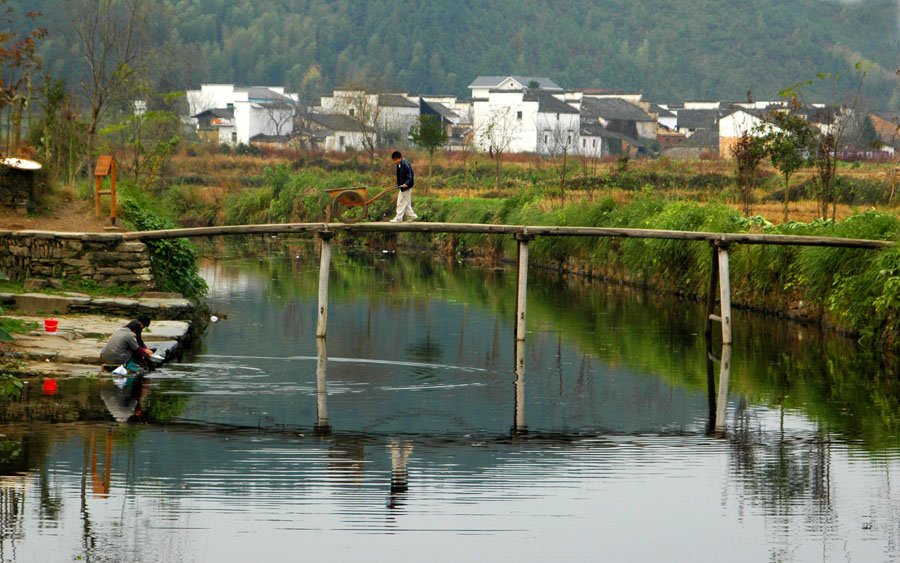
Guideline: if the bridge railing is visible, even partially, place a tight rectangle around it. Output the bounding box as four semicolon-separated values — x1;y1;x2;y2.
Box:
123;221;896;345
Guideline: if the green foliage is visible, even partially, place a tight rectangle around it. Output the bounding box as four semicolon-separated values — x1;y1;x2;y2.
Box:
410;115;448;154
99;90;183;187
0;316;39;337
120;199;209;300
0;322;13;343
10;0;900;105
224;164;352;224
0;374;24;398
731;134;768;215
411;191;900;346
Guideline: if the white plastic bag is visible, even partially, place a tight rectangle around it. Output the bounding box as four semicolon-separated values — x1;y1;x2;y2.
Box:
112;365;128;376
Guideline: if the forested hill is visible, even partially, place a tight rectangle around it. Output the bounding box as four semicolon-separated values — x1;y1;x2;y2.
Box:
20;0;900;106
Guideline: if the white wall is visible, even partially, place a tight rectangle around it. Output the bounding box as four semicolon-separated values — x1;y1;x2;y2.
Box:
658;114;677;130
473;91;539;153
188;84;298;145
324;130;366;152
718;110;770;138
379;106;419;141
536;111;580;155
186;84;238;115
578;135;603;157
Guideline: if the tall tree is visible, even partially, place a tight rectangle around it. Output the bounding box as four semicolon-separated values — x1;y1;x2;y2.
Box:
480;107;517;192
0;1;46;156
409;114;447;197
539;115;577;202
334;85;382;165
760;107;817;222
730;134;767;217
72;0;167;173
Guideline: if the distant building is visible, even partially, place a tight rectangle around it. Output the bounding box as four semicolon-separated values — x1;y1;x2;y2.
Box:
186;84;299;145
472;87;580;155
868;110;900;153
317;90;421;147
580;96;657;143
299;113;365;152
468;76;562;99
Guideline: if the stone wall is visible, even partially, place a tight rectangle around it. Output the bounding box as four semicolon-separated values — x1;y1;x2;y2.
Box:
0;231;154;290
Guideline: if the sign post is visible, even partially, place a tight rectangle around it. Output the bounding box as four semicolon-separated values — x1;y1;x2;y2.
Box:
94;155;117;224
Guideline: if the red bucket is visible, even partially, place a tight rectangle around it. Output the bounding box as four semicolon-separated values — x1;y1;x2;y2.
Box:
42;379;58;395
44;318;58;332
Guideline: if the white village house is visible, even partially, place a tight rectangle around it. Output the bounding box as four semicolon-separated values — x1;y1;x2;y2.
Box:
470;76;581;155
186;84;299;145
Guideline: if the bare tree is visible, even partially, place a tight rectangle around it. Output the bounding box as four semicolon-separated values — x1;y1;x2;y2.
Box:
539;114;577;201
479;107;516;191
334;86;382;163
72;0;168;172
263;101;296;137
458;129;477;200
778;66;868;220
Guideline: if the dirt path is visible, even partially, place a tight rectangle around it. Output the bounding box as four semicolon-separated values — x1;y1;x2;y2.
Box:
0;199;117;232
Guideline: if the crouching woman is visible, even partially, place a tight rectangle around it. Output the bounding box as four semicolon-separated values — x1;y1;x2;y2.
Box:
101;320;151;371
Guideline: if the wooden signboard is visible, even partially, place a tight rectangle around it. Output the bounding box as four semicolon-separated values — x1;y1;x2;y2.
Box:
94;155;117;224
94;155;114;176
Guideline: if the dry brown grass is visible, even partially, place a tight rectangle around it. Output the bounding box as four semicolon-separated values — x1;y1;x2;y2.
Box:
163;147;899;225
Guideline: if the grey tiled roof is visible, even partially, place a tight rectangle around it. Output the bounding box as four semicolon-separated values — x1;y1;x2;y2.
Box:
678;127;719;147
422;100;459;121
378;94;418;108
468;75;562;90
523;90;579;114
580;122;645;147
192;107;234;119
236;87;293;102
677;109;718;130
650;104;675;117
581;97;654;122
307;112;359;131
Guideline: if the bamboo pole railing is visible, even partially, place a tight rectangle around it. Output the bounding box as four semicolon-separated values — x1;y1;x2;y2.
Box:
120;221;896;344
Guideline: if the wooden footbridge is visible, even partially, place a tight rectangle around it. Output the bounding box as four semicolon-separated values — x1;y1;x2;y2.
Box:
123;221;895;346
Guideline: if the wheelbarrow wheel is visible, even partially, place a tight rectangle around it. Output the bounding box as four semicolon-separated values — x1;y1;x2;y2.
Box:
331;190;368;223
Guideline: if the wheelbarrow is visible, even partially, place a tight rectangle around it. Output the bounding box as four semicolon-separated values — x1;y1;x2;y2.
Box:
325;185;399;223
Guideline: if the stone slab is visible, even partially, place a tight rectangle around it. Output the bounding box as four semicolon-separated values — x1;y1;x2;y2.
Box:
14;293;71;314
0;312;191;376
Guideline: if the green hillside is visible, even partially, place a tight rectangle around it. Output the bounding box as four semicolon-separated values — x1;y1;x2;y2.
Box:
16;0;900;105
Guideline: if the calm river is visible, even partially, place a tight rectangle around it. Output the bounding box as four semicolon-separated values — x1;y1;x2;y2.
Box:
2;239;899;562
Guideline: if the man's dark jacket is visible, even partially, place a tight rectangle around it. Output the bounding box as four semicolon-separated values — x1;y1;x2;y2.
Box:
396;159;414;191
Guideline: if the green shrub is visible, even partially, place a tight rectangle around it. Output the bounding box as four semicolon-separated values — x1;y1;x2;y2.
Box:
120;199;209;300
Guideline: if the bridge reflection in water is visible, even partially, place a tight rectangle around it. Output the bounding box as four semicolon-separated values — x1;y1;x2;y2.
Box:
1;247;897;561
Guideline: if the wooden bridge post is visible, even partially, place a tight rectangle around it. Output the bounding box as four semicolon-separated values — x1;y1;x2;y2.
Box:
704;241;733;345
715;343;732;431
717;243;733;345
515;233;534;342
704;242;720;337
316;231;334;338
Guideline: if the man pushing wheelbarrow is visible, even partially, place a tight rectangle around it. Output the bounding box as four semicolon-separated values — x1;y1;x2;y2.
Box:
326;150;419;224
389;151;418;223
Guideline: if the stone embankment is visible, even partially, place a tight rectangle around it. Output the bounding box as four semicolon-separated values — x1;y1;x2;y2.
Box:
0;229;201;377
0;230;154;289
0;291;195;374
1;302;193;377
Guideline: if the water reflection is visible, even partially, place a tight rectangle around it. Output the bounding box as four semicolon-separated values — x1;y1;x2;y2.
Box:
100;375;147;423
513;339;526;435
315;338;330;434
704;338;732;433
0;244;899;561
388;439;413;510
